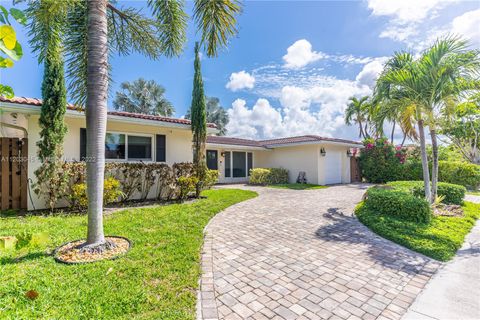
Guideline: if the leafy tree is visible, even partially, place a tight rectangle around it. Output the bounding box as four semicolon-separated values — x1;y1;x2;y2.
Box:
186;96;229;135
0;5;25;97
191;42;207;198
441;97;480;164
113;78;174;116
27;0;242;251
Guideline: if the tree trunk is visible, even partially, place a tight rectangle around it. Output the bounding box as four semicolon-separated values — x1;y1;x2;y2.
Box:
85;0;108;246
430;127;439;203
418;119;431;202
391;120;396;144
358;120;364;139
400;128;407;147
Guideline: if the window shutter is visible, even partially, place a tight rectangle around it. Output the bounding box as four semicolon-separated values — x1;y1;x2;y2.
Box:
156;134;166;162
80;128;87;161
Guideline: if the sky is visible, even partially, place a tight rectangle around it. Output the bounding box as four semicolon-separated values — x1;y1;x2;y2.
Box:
2;0;480;142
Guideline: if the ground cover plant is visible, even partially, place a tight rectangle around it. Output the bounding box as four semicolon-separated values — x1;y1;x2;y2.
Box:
356;200;480;261
0;189;256;319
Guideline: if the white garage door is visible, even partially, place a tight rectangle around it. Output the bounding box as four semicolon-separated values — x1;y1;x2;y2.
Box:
324;150;342;184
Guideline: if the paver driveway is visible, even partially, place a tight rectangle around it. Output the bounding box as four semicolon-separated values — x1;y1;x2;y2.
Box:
198;184;441;320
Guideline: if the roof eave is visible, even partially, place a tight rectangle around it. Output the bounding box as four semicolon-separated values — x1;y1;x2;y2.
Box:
265;140;363;148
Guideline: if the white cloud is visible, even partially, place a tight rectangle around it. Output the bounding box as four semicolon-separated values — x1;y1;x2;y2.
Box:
226;67;376;140
452;9;480;45
355;58;388;88
225;71;255;91
283;39;326;69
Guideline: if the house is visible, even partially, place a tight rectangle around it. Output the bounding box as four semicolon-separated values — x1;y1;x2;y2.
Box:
0;97;362;210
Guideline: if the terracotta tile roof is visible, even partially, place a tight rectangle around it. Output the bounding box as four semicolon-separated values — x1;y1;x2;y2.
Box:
0;96;216;128
206;136;262;147
260;135;362;147
207;135;362;148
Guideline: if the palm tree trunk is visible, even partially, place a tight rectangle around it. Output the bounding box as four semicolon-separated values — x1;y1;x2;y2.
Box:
85;0;108;246
400;128;407;147
430;127;439;203
358;120;364;139
391;120;396;144
418;119;431;202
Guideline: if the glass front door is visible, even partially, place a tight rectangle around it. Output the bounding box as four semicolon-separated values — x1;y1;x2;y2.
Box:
223;151;253;179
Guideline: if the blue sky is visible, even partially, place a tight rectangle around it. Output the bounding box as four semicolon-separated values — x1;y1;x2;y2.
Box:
3;0;479;141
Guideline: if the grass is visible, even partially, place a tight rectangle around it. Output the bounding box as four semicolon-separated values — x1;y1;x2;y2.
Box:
355;201;480;261
268;183;327;190
467;191;480;196
0;189;257;320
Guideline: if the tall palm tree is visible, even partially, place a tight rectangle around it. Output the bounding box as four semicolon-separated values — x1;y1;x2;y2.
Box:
113;78;174;116
28;0;242;250
345;96;370;139
375;52;432;201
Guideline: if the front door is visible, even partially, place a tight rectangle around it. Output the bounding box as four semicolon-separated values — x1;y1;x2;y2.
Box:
206;150;218;170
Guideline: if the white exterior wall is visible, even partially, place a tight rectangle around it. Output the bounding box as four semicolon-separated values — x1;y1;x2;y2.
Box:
26;115;194;210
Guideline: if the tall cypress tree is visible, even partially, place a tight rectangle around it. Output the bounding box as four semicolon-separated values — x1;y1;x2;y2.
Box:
190;42;207;197
37;44;67;162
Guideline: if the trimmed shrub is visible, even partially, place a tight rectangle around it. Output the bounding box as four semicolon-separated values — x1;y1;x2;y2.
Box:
388;181;466;205
249;168;289;185
69;177;123;210
359;138;406;183
177;176;198;201
365;187;432;223
203;169;219;190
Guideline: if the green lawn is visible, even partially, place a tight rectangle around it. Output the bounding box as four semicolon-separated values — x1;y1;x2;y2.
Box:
268;183;327;190
356;201;480;261
0;189;257;320
467;191;480;196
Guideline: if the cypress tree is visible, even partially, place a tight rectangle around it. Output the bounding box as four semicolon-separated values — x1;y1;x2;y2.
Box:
37;44;67;162
190;42;207;197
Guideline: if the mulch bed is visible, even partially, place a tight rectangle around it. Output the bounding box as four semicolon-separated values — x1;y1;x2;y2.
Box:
54;236;131;264
433;204;464;217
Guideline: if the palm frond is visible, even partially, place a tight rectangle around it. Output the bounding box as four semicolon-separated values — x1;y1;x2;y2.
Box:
193;0;242;57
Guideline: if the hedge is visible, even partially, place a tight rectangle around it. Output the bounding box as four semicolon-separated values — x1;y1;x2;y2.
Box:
365;187;432;223
249;168;289;185
387;181;466;205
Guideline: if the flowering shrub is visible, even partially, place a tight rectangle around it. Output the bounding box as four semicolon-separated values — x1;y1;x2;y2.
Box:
359;138;405;183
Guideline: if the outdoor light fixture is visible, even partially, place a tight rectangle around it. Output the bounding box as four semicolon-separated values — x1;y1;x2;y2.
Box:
347;149;353;157
320;147;326;157
220;152;226;157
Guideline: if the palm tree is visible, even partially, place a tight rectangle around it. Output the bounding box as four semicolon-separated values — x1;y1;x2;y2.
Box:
375;52;433;202
345;96;370;139
186;96;229;135
375;37;480;203
28;0;242;250
113;78;174;116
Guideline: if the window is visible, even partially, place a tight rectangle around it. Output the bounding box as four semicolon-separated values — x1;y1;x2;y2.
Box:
128;135;152;160
233;152;246;177
224;151;231;177
207;150;218;170
156;134;166;162
105;133;126;159
80;129;156;162
247;152;253;176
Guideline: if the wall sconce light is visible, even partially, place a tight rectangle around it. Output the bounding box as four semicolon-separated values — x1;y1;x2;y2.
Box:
320;147;326;157
220;152;226;157
346;149;353;157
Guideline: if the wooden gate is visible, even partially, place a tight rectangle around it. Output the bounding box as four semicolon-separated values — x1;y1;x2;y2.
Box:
0;138;28;210
350;157;361;183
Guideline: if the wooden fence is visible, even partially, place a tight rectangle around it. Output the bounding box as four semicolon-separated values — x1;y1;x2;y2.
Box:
0;138;28;210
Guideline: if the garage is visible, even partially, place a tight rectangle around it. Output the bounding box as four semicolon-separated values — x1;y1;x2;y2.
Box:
324;150;343;184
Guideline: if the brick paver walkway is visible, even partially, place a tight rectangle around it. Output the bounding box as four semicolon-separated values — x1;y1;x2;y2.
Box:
198;184;441;320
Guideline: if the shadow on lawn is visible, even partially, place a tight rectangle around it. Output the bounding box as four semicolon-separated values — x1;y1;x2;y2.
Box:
0;251;51;265
315;208;436;276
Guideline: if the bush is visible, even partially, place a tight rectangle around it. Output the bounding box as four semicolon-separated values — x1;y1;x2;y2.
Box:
203;169;219;190
249;168;289;185
365;187;432;223
177;176;198;201
359;138;406;183
388;181;466;205
69;177;123;210
438;161;480;190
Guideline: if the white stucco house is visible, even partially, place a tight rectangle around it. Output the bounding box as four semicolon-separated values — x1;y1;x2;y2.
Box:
0;96;362;210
